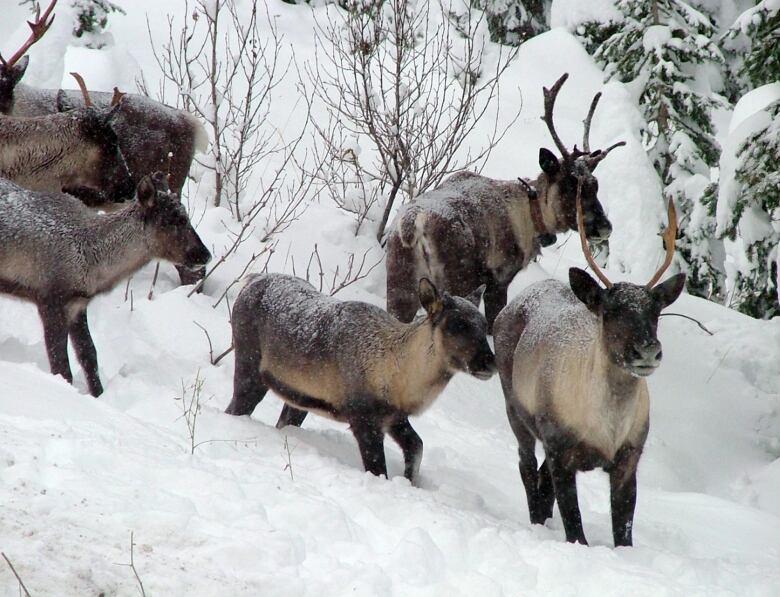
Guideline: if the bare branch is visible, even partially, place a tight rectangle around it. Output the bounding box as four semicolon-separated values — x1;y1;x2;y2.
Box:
305;0;518;240
2;552;32;597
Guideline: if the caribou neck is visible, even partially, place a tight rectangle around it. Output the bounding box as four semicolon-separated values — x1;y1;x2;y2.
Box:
81;204;152;296
534;175;567;235
0;115;82;179
594;324;644;401
388;317;451;409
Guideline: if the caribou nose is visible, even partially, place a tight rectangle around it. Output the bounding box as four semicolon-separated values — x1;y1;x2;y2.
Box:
470;347;497;380
584;218;612;241
187;244;212;268
632;340;662;364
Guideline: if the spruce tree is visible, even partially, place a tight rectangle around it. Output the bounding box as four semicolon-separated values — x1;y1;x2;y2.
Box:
71;0;125;48
720;100;780;318
473;0;549;46
724;0;780;91
578;0;726;298
715;1;780;318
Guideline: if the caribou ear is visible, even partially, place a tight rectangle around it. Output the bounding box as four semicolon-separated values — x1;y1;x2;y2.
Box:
419;278;443;320
464;284;486;308
105;101;122;120
136;175;156;208
539;148;560;176
651;273;686;309
11;55;29;83
569;267;604;313
150;171;170;191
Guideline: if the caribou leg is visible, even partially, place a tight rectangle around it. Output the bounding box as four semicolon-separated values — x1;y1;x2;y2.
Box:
68;307;103;396
38;300;73;385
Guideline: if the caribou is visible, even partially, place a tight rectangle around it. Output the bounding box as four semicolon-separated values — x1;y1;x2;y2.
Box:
0;0;209;283
493;188;685;546
0;172;211;396
0;73;134;206
225;274;496;484
386;73;625;331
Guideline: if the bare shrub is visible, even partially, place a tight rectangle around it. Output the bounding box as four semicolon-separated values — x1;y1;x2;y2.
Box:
176;370;212;455
306;0;518;240
144;0;288;217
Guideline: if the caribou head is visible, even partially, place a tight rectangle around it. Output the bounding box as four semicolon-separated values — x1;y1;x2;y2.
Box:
570;185;686;378
0;0;57;113
538;73;625;242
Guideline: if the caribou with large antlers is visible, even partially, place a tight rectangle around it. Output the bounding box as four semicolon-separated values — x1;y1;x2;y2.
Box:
493;188;685;546
386;73;625;331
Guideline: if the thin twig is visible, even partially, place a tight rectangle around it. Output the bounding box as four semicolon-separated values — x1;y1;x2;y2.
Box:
2;553;32;597
213;344;234;366
147;262;161;300
193;321;215;364
706;346;732;384
659;312;714;336
129;533;145;597
283;435;295;481
192;436;263;450
112;533;146;597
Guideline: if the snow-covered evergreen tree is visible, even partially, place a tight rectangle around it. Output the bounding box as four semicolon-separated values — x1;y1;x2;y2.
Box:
724;0;780;91
579;0;727;298
71;0;125;48
719;98;780;318
715;1;780;318
473;0;549;45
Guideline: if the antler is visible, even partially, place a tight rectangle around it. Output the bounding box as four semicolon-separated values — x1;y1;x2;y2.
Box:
0;0;58;68
541;73;572;162
583;140;627;170
69;72;92;107
110;86;125;107
645;199;678;288
581;92;601;154
577;92;627;166
576;179;612;288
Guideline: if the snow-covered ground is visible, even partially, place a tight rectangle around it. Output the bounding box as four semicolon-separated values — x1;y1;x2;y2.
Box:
1;1;779;595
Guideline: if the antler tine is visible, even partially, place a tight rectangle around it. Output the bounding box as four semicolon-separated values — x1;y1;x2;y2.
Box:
3;0;58;68
69;72;92;107
582;92;602;153
646;198;678;288
540;73;571;161
576;179;612;288
110;86;126;107
585;139;627;170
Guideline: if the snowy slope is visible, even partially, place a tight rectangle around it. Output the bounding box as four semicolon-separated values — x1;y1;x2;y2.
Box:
0;1;779;595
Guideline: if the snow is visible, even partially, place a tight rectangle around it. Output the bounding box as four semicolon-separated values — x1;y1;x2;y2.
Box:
716;83;780;237
0;1;778;595
643;25;673;55
728;82;780;136
549;0;622;30
732;0;780;34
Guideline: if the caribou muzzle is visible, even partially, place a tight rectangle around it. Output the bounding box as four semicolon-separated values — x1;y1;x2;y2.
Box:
626;339;662;377
583;213;612;242
185;243;212;270
468;343;497;380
